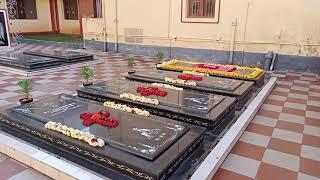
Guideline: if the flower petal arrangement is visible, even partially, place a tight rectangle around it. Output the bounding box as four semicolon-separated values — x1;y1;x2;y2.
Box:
164;77;197;86
120;93;159;105
45;121;105;147
137;86;168;97
103;101;150;117
178;74;203;81
151;83;183;91
182;71;209;77
80;111;119;128
158;59;264;79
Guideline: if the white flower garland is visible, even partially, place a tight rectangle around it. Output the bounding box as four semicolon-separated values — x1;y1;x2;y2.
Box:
103;101;150;117
182;71;209;76
151;83;183;91
164;77;197;86
120;93;160;105
45;121;105;147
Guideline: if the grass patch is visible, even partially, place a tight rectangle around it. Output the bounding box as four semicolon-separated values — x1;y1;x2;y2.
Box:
23;34;83;43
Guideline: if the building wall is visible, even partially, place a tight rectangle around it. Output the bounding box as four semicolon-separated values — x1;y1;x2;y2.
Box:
0;0;6;9
7;0;52;33
83;0;320;71
57;0;80;34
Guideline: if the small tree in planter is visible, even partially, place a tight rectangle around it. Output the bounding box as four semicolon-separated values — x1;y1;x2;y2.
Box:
156;51;165;63
80;66;94;87
17;79;33;105
127;56;136;74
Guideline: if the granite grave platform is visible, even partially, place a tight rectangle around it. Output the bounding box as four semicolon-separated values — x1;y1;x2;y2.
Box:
77;80;236;128
0;52;61;70
125;70;254;106
23;50;94;63
0;94;205;180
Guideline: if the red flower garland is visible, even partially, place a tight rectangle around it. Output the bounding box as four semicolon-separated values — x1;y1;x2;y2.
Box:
178;74;203;81
80;111;119;128
136;87;167;97
194;64;236;72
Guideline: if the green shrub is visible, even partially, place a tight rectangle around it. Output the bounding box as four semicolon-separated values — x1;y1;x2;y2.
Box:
80;66;94;82
128;56;136;67
17;79;32;98
156;51;165;62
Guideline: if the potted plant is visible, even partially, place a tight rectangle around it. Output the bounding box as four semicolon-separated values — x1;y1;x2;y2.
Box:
127;56;136;74
80;66;94;87
156;51;165;63
17;79;33;105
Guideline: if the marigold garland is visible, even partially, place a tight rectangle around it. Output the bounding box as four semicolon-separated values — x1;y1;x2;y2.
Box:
45;121;105;147
103;101;150;117
159;59;264;79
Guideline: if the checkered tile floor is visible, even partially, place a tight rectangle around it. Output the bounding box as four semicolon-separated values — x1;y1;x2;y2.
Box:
214;72;320;180
0;43;319;180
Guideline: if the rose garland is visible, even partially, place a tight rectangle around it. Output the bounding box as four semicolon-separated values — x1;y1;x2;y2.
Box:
178;74;203;81
151;83;183;91
182;71;209;76
45;121;105;147
164;77;197;86
137;87;168;97
80;111;119;128
120;93;159;105
103;101;150;117
158;59;264;79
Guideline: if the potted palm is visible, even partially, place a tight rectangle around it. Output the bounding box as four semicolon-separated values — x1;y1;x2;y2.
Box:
17;79;33;105
127;56;136;75
80;66;94;87
156;51;165;63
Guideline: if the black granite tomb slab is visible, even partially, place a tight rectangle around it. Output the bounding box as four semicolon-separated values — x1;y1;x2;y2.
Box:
0;52;61;70
157;66;265;88
77;80;237;128
23;50;94;63
0;94;205;180
125;70;254;106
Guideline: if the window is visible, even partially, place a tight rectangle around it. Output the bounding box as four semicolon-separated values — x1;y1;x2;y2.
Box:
94;0;103;18
181;0;220;23
7;0;37;19
188;0;215;18
63;0;78;20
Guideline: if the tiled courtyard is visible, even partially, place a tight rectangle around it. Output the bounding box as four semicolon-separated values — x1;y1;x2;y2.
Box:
0;43;319;180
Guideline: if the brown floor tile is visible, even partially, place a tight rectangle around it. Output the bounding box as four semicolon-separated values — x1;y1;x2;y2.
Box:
275;84;290;89
213;168;253;180
276;120;304;133
271;91;289;97
306;105;320;112
256;162;298;180
268;138;301;156
309;96;320;101
305;117;320;127
290;89;309;95
0;159;28;179
257;109;280;119
286;97;307;104
309;88;320;93
285;76;300;81
293;83;309;88
246;123;274;136
302;134;320;148
299;157;320;177
281;107;306;117
265;99;285;106
231;141;265;161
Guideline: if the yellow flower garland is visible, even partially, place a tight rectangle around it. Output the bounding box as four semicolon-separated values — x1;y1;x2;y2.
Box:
159;59;264;80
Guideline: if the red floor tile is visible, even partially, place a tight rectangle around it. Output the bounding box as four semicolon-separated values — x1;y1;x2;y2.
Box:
286;97;307;104
290;89;308;95
276;120;304;133
275;84;290;89
305;117;320;127
292;83;309;88
271;91;289;97
299;157;320;177
306;105;320;112
231;141;265;161
0;159;28;179
256;163;298;180
213;168;253;180
268;138;301;156
282;107;305;117
309;96;320;101
302;134;320;148
309;88;320;93
246;123;274;136
265;99;285;106
257;109;280;119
